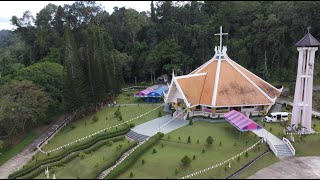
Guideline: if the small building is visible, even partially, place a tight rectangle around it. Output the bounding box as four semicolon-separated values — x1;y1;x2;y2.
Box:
164;27;282;120
135;84;168;103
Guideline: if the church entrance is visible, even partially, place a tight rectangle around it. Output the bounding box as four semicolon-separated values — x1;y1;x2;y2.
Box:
230;107;241;112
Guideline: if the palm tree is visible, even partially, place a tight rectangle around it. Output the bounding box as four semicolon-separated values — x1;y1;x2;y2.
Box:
296;123;307;141
280;120;290;135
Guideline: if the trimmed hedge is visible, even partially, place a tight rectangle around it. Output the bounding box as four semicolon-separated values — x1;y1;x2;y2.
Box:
9;126;130;179
94;141;138;178
20;136;134;179
105;132;163;179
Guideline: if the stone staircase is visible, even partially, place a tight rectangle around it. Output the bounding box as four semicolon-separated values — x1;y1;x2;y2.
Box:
126;130;149;142
274;144;294;157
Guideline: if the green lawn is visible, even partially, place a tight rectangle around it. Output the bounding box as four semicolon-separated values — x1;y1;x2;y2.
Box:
34;140;134;179
0;132;38;166
234;152;279;179
116;121;269;179
256;116;320;156
34;106;162;160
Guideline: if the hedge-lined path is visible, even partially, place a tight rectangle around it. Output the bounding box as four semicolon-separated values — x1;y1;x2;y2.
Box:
97;141;143;179
0;114;68;179
0;103;162;179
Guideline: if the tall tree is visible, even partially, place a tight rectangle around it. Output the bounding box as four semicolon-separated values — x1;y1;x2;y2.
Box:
0;80;51;136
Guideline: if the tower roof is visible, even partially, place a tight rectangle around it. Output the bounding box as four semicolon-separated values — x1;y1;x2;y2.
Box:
172;55;282;107
295;33;320;47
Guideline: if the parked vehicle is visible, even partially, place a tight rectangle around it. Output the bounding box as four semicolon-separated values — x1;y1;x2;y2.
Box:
263;112;289;123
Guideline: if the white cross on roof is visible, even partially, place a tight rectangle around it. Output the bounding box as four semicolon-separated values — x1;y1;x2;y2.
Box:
214;26;228;53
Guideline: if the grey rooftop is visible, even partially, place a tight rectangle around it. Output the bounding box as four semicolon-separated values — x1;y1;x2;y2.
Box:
295;33;320;47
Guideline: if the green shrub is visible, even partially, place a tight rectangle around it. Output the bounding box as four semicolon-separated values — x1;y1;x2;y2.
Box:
219;141;222;146
158;111;162;117
197;139;200;144
233;142;237;146
51;166;58;174
269;127;273;132
71;124;76;129
92;116;99;122
202;149;206;153
130;172;134;178
152;148;157;154
167;135;171;139
181;155;191;166
118;115;123;121
193;155;196;160
142;159;145;165
158;132;164;138
95;163;99;167
178;137;181;141
105;116;108;120
175;167;179;175
206;136;214;145
79;152;86;159
245;152;249;158
237;156;240;162
188;136;191;143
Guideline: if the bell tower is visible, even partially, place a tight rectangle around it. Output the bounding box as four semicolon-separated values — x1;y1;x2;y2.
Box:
291;27;320;133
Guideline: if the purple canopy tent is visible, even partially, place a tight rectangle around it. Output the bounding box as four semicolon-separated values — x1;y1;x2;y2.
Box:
224;110;262;131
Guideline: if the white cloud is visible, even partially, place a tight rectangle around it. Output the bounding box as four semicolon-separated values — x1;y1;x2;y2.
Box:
0;1;151;30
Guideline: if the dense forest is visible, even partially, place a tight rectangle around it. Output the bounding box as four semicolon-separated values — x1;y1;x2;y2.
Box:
1;1;320;138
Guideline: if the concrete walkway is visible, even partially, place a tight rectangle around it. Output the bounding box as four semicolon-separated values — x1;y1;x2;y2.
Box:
248;156;320;179
0;114;68;179
251;128;284;145
131;115;189;137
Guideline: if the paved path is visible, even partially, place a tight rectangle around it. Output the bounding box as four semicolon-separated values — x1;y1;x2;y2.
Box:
248;156;320;179
131;115;189;136
0;114;68;179
251;128;283;145
277;97;320;117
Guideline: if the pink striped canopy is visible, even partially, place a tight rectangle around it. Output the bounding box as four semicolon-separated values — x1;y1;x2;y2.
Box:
138;87;154;96
224;110;262;131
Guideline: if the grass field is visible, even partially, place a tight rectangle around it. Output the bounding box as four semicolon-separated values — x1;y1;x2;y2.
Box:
32;105;162;160
34;140;134;179
116;121;269;179
234;152;279;179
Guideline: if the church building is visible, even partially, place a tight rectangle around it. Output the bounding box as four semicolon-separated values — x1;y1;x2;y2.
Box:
164;26;283;120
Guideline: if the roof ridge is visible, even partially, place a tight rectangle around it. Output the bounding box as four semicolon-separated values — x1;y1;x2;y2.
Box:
228;59;281;94
198;72;209;105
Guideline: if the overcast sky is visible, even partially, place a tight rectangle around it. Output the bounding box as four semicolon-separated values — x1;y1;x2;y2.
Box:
0;1;151;30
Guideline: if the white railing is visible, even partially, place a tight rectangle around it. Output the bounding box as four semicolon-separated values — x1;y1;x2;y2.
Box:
266;138;278;157
283;137;295;155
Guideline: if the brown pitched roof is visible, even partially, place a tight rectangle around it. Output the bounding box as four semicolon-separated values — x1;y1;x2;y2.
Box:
174;57;281;107
176;74;206;106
